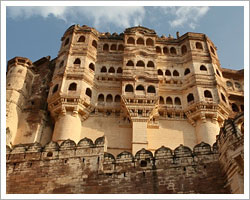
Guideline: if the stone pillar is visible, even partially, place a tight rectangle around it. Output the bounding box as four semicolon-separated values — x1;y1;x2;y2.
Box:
132;121;148;155
195;119;220;145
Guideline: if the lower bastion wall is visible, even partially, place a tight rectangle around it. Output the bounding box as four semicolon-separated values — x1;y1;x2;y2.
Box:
6;137;229;194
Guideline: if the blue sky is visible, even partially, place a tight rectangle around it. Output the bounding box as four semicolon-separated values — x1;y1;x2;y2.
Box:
6;6;244;70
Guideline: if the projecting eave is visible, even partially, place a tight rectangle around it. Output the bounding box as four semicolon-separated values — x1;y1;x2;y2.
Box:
221;68;244;79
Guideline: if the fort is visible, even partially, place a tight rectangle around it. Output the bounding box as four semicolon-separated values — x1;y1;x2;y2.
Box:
6;25;244;194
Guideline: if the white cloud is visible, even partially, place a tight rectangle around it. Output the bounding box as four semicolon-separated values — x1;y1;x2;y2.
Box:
7;6;145;29
161;6;210;29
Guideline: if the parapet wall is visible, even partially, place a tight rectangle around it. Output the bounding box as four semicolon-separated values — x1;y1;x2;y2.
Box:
6;136;229;194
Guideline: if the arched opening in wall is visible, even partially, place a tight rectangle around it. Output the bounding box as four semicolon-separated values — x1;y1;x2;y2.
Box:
137;38;144;45
147;61;154;68
108;67;115;73
232;103;239;112
170;47;177;55
156;46;162;54
98;94;104;102
221;93;227;103
140;160;147;167
125;84;133;92
136;85;145;91
216;69;221;77
103;44;109;51
136;60;145;67
92;40;97;49
111;44;117;51
200;65;207;71
106;94;113;103
117;67;123;73
175;97;181;105
127;37;135;44
159;96;164;104
147;85;156;93
240;105;244;111
59;60;64;68
181;45;187;55
210;46;215;55
226;81;233;88
184;68;190;76
204;90;213;98
196;42;203;50
163;47;168;54
158;69;163;76
166;97;173;105
64;38;69;46
100;66;107;73
235;82;241;89
85;88;92;98
78;36;85;42
74;58;81;65
89;63;95;71
165;70;171;76
146;38;154;46
187;93;194;103
173;70;179;76
52;84;59;94
118;44;124;51
68;83;77;91
126;60;134;66
114;95;121;103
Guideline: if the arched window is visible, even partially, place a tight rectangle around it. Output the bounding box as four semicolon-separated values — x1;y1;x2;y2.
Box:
173;70;179;76
136;85;145;91
136;60;145;67
175;97;181;105
181;45;187;55
74;58;81;65
200;65;207;71
166;97;173;104
68;83;77;91
159;96;164;104
204;90;212;98
125;84;133;92
226;81;233;87
137;38;144;45
117;67;122;73
59;61;64;68
52;84;59;94
89;63;95;71
118;44;124;51
156;46;162;54
187;93;194;103
210;46;215;55
92;40;97;48
127;37;135;44
165;70;171;76
147;61;154;68
114;95;121;102
184;68;190;76
100;66;107;73
85;88;92;98
103;44;109;51
108;67;115;73
216;69;221;77
163;47;168;54
232;103;239;112
158;69;163;76
106;94;113;103
98;94;104;102
235;82;241;89
221;93;227;103
146;38;154;46
196;42;203;50
170;47;177;55
111;44;117;50
64;38;69;46
126;60;134;66
147;85;156;93
78;36;85;42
